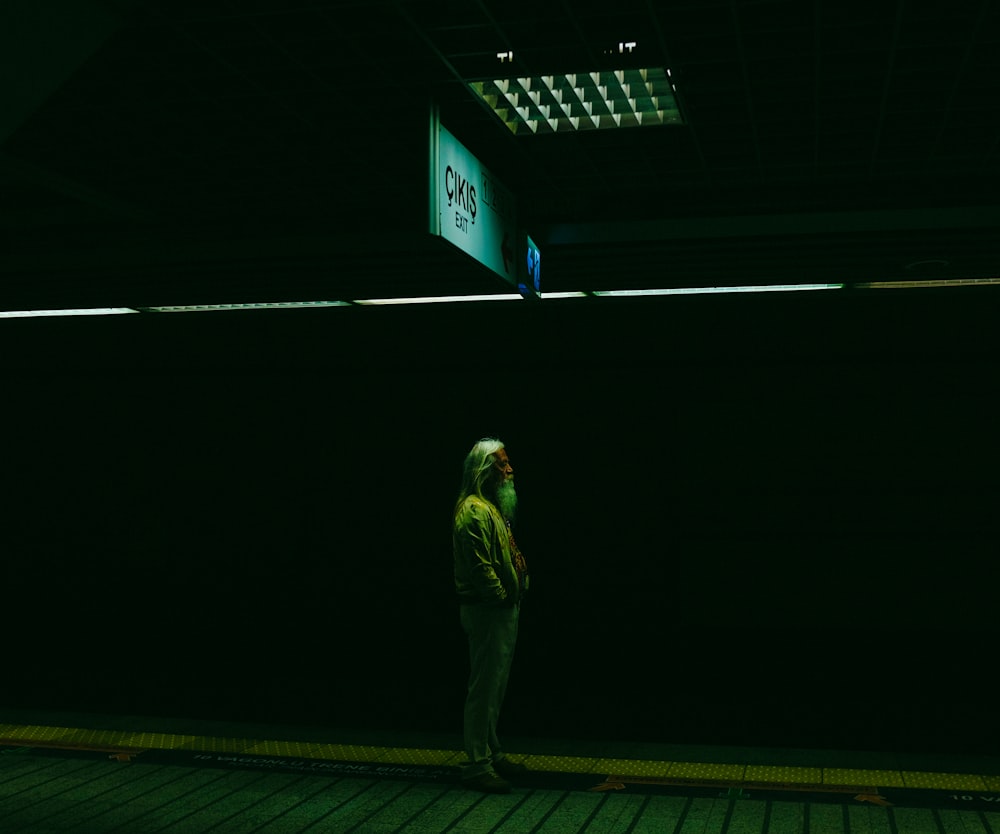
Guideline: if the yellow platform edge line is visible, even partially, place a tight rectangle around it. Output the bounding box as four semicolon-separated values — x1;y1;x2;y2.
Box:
1;723;995;791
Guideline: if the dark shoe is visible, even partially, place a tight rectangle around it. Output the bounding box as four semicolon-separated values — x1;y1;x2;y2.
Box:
493;758;529;781
462;771;512;794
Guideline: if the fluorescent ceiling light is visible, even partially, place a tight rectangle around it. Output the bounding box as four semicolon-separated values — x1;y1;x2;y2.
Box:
353;294;523;305
592;284;844;297
469;67;682;134
855;278;1000;289
0;307;139;318
23;280;1000;320
143;301;351;312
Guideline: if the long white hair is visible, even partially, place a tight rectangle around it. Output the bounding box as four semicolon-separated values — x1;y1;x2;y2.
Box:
453;437;505;516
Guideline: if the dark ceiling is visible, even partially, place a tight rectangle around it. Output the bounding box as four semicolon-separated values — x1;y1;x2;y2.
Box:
2;0;999;310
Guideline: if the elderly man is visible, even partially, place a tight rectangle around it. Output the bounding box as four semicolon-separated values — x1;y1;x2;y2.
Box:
453;437;530;793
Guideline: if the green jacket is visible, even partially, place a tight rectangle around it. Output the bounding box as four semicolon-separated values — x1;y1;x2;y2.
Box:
453;495;521;605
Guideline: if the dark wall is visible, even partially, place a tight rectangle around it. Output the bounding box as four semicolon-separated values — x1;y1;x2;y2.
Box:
2;287;998;756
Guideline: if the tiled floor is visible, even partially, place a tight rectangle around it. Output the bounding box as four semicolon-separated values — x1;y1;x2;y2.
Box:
1;709;998;833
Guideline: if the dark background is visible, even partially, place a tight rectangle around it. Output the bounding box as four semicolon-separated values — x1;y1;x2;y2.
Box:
2;285;997;757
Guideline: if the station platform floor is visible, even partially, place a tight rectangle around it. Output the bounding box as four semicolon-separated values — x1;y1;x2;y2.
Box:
1;707;998;833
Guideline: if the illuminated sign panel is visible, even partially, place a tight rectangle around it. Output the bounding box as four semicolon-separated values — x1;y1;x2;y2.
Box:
430;117;518;287
520;233;540;298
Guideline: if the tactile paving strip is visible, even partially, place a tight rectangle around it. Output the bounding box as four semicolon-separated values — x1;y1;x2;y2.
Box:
1;724;77;743
522;754;600;774
902;771;988;791
245;740;343;758
374;747;463;766
0;724;171;750
668;761;746;782
745;765;823;784
2;721;998;799
314;743;383;762
175;736;256;753
595;758;673;777
825;768;905;788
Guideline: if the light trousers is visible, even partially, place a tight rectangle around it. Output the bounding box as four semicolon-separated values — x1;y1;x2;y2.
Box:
459;601;520;778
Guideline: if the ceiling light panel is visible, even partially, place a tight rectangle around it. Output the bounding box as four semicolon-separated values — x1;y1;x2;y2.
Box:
470;67;682;134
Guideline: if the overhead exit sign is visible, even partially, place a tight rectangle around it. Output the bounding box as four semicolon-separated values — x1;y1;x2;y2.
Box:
429;113;518;287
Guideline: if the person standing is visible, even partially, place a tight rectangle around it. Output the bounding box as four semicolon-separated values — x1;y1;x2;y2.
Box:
453;437;530;793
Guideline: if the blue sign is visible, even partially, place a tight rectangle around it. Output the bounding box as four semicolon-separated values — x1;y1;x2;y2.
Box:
520;234;541;298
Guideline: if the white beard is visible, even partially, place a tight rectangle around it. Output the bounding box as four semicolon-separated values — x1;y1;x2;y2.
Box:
495;479;518;522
